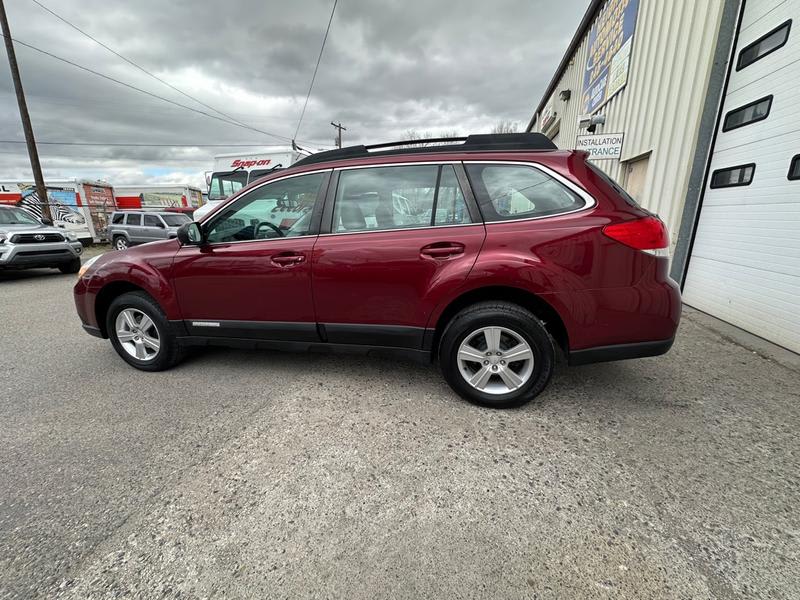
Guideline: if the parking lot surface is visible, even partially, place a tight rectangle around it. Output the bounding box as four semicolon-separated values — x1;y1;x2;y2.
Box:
1;267;799;599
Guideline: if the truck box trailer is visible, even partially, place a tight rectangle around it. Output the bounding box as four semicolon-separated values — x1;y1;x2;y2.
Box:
0;179;115;243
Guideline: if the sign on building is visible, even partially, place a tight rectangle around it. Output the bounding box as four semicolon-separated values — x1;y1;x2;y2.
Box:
575;132;625;160
582;0;640;114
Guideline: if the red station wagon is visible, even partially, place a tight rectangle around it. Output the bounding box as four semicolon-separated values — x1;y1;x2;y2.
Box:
74;134;681;408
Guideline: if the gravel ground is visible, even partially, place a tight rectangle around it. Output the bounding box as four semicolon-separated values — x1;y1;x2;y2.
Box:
1;268;799;599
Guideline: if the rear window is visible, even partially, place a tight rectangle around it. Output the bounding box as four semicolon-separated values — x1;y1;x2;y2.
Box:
465;163;585;221
585;162;640;207
111;213;124;224
162;214;191;227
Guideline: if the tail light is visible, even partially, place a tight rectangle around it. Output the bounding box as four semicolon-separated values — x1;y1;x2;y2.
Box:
602;216;670;257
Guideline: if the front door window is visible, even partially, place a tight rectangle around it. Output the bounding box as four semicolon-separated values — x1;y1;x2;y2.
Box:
206;173;326;243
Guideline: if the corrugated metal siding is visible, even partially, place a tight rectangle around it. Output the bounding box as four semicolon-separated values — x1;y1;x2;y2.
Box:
531;0;727;244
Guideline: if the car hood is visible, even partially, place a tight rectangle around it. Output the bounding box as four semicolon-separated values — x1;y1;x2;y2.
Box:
0;223;64;234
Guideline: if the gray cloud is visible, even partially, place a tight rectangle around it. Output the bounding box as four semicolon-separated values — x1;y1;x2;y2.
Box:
0;0;585;187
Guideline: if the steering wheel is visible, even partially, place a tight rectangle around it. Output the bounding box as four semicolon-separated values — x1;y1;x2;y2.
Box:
255;221;284;238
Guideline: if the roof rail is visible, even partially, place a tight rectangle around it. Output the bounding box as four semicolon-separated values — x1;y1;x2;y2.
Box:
292;133;557;167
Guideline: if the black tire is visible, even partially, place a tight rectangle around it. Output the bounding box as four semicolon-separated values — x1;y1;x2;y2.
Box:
439;301;555;409
106;291;183;371
58;258;81;274
113;236;129;251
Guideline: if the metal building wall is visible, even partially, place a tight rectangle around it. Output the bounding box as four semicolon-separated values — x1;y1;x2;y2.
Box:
531;0;728;243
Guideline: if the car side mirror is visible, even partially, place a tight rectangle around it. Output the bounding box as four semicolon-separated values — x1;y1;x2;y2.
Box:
41;218;53;226
176;222;203;246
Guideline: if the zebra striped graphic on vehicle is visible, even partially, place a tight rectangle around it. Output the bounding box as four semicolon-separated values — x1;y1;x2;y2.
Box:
16;190;86;224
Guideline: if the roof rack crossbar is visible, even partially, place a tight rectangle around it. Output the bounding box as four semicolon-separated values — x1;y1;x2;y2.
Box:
291;133;558;168
365;137;468;151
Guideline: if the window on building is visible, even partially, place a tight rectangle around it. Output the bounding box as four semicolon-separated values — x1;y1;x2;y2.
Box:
125;213;142;226
465;163;585;221
722;95;773;131
737;20;791;70
789;155;800;181
710;164;755;188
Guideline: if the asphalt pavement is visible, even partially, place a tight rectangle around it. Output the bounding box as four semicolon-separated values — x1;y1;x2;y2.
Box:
1;267;799;599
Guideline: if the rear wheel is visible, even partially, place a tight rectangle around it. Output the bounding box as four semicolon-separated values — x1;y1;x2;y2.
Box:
439;301;555;408
106;291;183;371
58;258;81;274
113;236;129;251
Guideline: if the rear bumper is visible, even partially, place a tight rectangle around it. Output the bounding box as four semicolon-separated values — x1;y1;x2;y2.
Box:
568;336;675;366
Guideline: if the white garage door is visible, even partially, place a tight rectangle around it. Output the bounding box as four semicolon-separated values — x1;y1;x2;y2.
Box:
683;0;800;353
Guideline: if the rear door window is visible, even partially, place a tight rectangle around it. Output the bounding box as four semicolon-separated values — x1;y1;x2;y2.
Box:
465;163;585;221
332;164;470;233
126;213;142;226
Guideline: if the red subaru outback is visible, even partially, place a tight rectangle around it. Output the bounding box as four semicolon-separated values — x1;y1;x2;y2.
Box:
74;134;680;408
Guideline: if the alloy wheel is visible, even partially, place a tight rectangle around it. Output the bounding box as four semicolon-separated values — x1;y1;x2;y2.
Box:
115;308;160;361
456;326;534;395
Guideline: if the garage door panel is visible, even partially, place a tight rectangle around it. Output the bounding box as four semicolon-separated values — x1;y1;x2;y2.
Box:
683;258;800;353
684;0;800;354
728;0;799;94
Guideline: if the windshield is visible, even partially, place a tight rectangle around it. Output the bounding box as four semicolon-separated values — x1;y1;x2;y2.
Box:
161;214;191;227
0;206;40;225
209;170;248;201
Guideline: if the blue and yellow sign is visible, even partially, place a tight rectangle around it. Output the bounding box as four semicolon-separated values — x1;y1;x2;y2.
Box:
582;0;640;114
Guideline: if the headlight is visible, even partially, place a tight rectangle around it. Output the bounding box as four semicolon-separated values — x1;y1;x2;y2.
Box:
78;254;102;279
65;231;78;241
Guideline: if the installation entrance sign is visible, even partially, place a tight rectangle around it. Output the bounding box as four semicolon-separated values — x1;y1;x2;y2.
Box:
576;133;625;160
582;0;640;114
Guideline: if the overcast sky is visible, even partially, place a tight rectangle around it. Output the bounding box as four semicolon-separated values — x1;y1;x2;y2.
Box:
0;0;587;188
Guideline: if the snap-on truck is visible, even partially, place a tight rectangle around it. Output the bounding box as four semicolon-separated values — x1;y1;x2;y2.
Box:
0;179;115;244
195;148;308;220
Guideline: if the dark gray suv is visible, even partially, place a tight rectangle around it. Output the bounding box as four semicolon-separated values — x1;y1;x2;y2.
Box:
108;211;192;250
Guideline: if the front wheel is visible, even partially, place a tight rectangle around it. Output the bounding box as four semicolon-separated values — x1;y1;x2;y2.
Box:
106;291;183;371
58;258;81;274
439;302;555;408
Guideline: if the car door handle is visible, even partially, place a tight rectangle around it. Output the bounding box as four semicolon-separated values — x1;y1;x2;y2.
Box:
420;242;466;259
271;253;306;266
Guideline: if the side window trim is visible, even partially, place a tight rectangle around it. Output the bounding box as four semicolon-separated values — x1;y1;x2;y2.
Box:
321;162;477;236
736;19;792;71
463;160;596;224
202;169;331;244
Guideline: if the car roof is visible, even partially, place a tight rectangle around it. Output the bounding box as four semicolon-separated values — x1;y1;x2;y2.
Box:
292;133;557;169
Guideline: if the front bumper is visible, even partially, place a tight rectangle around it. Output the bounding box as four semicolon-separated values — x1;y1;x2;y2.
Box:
0;240;82;268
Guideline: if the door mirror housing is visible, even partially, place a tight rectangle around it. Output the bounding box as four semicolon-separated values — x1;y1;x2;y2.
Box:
177;222;203;246
41;218;53;226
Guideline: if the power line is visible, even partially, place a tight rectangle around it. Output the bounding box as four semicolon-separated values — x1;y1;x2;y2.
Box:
0;32;295;143
293;0;337;141
0;140;292;147
27;0;263;134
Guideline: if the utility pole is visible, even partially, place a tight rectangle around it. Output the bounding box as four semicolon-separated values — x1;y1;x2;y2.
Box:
0;0;50;221
331;121;346;148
